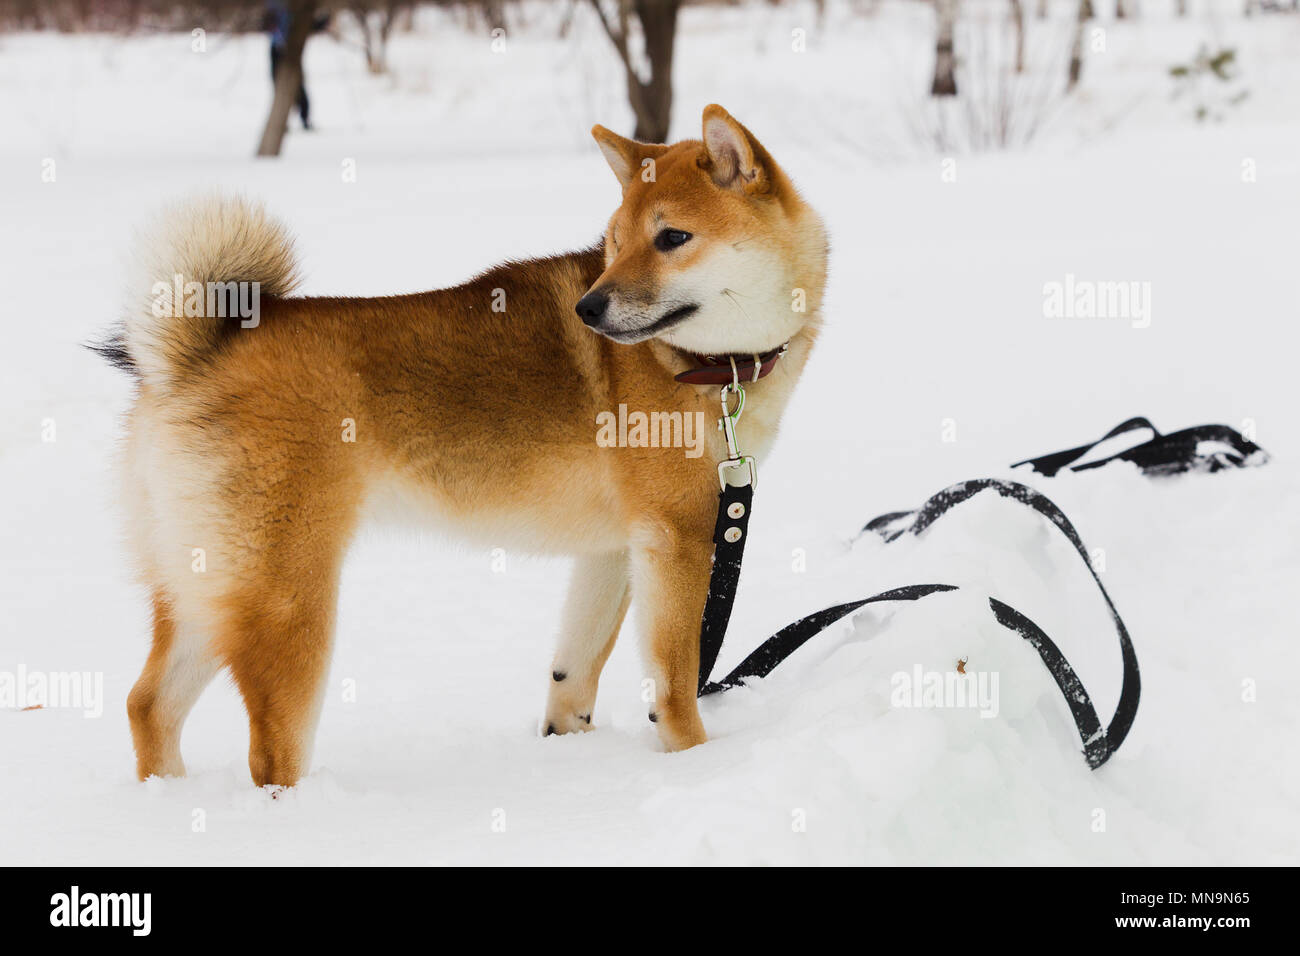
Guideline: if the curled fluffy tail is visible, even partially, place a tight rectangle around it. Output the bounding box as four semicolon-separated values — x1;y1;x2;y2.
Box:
111;195;301;387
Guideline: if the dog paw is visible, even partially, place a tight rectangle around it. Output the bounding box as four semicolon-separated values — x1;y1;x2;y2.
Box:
649;701;708;752
541;709;594;737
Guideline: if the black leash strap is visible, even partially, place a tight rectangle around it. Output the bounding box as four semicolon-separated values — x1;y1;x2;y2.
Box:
694;417;1266;768
696;481;754;691
1011;416;1267;478
699;584;958;696
696;477;1141;770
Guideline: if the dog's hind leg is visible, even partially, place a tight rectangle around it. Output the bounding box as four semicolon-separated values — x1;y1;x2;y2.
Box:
543;550;631;736
220;569;341;789
127;590;221;780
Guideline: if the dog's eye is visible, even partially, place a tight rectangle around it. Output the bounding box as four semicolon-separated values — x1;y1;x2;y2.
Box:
655;229;692;251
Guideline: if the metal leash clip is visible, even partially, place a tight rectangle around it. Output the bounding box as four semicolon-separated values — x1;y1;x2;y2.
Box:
718;357;758;489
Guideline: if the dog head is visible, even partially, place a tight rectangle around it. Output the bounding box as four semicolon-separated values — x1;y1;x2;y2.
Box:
577;105;827;356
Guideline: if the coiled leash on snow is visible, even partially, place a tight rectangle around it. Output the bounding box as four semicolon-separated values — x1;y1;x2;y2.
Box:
1010;415;1267;478
691;367;1267;770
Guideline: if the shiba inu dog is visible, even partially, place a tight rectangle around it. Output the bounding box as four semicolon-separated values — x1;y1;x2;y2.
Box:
100;105;827;787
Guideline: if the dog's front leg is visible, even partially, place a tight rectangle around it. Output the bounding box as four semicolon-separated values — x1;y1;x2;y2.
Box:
544;551;631;736
632;530;713;751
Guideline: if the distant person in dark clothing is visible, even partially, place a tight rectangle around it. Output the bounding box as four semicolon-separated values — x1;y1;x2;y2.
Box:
265;2;330;131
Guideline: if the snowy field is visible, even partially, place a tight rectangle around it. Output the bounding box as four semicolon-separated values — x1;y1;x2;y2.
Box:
1;0;1298;865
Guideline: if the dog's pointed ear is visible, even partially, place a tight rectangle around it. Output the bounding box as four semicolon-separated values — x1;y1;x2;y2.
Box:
591;125;665;190
701;104;769;193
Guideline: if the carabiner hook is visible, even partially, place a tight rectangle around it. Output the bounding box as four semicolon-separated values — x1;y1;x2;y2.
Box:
720;381;745;460
716;357;757;489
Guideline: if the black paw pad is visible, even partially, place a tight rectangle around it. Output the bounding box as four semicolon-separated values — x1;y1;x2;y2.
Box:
552;671;566;682
648;712;658;723
545;723;556;736
581;713;591;724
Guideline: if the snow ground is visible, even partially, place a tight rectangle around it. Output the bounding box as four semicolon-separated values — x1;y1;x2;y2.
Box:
1;1;1298;865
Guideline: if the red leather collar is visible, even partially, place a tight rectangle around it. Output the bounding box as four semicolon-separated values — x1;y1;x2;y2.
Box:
674;344;787;385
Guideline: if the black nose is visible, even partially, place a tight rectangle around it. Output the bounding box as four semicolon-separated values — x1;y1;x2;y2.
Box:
575;291;610;327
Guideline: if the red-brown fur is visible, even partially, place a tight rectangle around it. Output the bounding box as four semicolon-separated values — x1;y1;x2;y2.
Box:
115;105;827;786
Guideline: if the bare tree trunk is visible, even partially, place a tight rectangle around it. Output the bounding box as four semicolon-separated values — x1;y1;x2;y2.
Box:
1176;0;1188;15
1067;0;1091;92
559;0;577;37
1036;0;1049;18
378;4;400;63
931;0;958;96
257;1;315;157
353;7;380;73
352;2;403;74
482;0;507;31
1009;0;1025;73
633;0;678;141
589;0;681;143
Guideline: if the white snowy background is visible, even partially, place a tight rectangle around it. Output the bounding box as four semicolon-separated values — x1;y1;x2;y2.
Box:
1;0;1297;865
